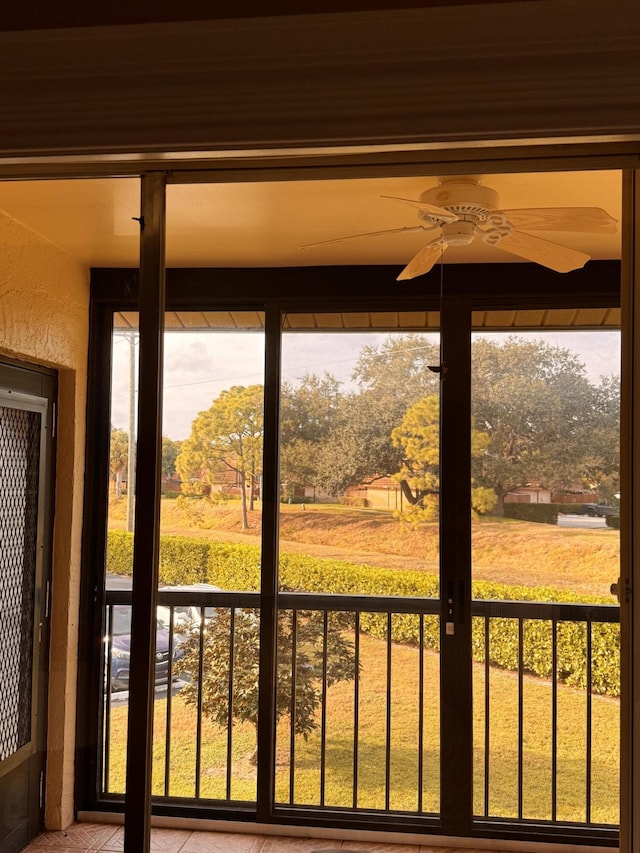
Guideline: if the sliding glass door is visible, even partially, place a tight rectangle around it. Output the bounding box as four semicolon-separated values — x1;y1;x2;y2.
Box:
82;166;622;846
275;313;441;817
470;320;621;832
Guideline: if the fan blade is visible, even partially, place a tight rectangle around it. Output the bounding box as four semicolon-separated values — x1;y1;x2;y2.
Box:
497;230;590;272
300;224;433;250
397;241;445;281
381;195;459;223
497;206;617;234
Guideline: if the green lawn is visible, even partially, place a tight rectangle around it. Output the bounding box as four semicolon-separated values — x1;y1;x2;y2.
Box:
104;635;618;825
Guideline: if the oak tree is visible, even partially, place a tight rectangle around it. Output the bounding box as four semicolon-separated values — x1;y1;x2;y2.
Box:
176;384;264;529
391;394;495;523
109;428;129;499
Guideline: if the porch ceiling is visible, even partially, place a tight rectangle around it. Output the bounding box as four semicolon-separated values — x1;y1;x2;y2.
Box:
0;170;621;272
114;306;621;331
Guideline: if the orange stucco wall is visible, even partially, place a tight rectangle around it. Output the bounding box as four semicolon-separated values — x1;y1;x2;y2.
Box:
0;209;89;829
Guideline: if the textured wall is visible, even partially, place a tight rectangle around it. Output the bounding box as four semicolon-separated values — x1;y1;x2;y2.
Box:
0;209;89;828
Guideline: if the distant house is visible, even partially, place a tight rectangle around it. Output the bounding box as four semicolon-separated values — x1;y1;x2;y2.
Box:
504;484;551;504
161;472;182;494
344;477;403;510
551;489;600;506
505;485;600;505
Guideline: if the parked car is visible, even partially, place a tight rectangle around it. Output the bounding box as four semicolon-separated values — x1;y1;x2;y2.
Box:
582;503;619;517
157;583;223;632
106;604;177;692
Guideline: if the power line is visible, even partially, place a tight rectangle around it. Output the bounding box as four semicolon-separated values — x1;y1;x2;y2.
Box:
112;338;440;396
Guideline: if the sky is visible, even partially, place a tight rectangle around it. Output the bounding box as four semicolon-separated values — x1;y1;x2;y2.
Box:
110;328;621;441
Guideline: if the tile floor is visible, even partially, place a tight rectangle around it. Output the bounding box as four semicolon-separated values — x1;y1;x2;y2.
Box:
20;822;468;853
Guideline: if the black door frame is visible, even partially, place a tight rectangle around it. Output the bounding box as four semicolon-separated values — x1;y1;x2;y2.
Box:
0;357;57;853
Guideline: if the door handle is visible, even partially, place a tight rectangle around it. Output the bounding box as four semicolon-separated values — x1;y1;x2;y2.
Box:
445;580;465;635
611;576;631;604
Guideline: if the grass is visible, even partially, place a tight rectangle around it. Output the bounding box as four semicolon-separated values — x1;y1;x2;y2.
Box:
104;634;619;824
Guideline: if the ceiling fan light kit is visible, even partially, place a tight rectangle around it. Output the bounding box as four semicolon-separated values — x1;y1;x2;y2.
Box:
440;219;477;247
301;174;617;281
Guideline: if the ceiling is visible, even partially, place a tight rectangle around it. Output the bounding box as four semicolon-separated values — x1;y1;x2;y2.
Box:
0;170;622;272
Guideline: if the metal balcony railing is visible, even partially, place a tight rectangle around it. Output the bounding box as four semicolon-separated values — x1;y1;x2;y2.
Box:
99;590;619;836
470;600;619;828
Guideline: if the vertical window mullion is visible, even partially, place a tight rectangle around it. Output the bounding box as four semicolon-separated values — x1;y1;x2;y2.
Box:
256;304;282;822
439;296;473;835
124;172;166;853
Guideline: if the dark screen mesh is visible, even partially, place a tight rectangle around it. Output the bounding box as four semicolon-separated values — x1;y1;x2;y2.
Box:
0;405;41;762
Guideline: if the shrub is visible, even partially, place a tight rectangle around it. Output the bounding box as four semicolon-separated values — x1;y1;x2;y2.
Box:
606;514;621;529
106;530;134;576
557;503;586;514
340;496;368;508
206;541;261;590
105;530;620;696
159;536;211;585
207;490;237;504
503;503;558;524
175;606;357;758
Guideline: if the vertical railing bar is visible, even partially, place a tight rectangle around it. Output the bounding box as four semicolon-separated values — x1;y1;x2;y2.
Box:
320;610;328;808
552;617;558;823
226;607;236;802
289;610;297;806
418;614;424;813
484;614;490;818
385;612;392;812
164;606;175;798
195;605;205;800
353;612;360;809
103;604;114;794
518;617;524;820
586;617;593;825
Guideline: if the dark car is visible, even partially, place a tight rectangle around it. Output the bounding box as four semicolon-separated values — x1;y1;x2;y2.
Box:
583;503;619;517
107;605;176;692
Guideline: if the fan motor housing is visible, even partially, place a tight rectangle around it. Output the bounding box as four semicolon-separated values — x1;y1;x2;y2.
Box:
419;179;499;221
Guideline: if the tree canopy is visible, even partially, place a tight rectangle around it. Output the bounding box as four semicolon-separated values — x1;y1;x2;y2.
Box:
109;427;129;499
174;333;619;520
280;333;619;515
175;607;357;763
391;394;496;523
176;384;264;528
471;337;610;512
162;436;181;478
279;373;341;497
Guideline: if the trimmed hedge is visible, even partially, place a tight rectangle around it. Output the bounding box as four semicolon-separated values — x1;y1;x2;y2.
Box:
106;530;134;576
556;503;587;515
106;530;619;697
340;497;368;508
503;503;559;524
107;530;211;585
606;514;621;530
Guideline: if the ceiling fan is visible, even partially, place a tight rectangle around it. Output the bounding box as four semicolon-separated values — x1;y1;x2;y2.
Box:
301;175;617;280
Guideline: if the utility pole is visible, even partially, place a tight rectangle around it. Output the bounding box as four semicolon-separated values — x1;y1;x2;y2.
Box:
127;331;138;532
